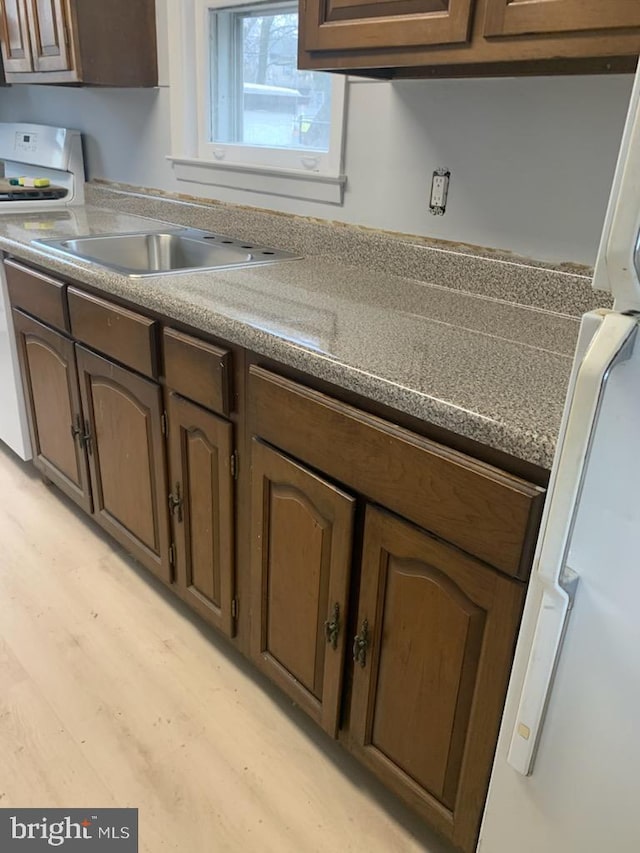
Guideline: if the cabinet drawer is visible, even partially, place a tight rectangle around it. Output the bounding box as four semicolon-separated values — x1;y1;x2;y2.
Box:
5;259;68;332
248;366;545;578
68;288;158;379
163;328;232;416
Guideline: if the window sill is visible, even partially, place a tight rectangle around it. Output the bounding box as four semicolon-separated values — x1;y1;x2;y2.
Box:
167;156;346;205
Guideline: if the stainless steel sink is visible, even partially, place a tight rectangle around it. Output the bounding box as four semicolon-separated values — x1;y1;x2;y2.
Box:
33;228;300;277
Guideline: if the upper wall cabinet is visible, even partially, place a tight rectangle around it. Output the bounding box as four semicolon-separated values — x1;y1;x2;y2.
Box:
0;0;157;85
484;0;640;38
1;0;31;73
301;0;475;53
298;0;640;77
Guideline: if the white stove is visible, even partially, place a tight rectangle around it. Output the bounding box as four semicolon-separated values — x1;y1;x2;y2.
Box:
0;123;85;461
0;123;84;210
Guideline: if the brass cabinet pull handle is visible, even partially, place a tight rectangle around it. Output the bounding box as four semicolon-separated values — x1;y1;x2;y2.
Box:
353;619;369;668
81;419;92;455
70;415;91;454
168;482;183;522
324;602;340;649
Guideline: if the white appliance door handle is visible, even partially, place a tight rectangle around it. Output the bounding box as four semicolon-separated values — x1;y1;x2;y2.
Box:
507;312;638;776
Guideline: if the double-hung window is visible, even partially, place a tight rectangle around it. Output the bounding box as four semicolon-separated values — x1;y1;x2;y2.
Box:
168;0;347;203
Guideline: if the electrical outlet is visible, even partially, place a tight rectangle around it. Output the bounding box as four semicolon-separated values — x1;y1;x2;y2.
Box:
429;169;450;215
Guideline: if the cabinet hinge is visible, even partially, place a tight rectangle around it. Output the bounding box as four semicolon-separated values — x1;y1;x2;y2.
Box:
169;543;176;569
230;449;239;480
231;597;239;620
161;411;168;437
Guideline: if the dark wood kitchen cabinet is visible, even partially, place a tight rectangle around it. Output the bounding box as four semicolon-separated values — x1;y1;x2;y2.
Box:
12;309;92;513
163;327;237;636
6;260;170;584
250;439;355;737
0;0;157;85
300;0;475;54
347;506;524;853
75;344;171;582
248;365;544;580
5;254;548;853
299;0;640;76
166;392;235;637
484;0;640;38
248;364;540;850
65;285;170;581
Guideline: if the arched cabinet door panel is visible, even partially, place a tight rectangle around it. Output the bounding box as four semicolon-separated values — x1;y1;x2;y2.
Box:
167;392;235;638
250;439;355;738
76;344;170;583
12;309;92;513
348;506;524;853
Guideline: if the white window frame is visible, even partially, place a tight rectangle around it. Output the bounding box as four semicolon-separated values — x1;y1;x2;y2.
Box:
166;0;347;204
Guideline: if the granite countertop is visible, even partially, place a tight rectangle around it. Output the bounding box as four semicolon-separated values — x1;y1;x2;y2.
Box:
0;192;589;470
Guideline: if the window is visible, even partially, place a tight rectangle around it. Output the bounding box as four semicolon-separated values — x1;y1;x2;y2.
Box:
167;0;347;203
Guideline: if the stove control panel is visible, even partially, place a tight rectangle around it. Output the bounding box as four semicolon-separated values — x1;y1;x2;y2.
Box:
14;131;39;154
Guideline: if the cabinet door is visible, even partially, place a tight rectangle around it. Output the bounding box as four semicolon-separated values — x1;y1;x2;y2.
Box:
0;0;32;70
251;439;355;737
12;310;92;513
76;345;171;582
27;0;71;71
167;393;235;637
349;507;524;853
485;0;640;37
301;0;475;53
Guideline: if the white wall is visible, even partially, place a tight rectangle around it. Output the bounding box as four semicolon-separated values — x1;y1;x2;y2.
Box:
0;0;633;266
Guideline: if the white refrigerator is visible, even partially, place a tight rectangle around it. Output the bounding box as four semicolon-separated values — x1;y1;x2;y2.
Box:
479;66;640;852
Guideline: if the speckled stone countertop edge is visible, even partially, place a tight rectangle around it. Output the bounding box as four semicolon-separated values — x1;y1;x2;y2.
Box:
0;224;571;471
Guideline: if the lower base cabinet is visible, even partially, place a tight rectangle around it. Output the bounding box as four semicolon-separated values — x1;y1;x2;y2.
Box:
167;391;235;637
6;259;544;853
247;365;539;851
76;344;171;582
347;506;524;852
249;441;525;851
13;309;92;513
14;299;172;583
250;439;355;737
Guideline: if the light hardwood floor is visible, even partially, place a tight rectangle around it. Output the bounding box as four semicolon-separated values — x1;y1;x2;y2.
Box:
0;445;453;853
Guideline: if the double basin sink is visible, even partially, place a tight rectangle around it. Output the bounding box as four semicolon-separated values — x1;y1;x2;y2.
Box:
34;228;300;277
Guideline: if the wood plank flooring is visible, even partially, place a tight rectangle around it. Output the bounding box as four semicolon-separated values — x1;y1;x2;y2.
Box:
0;445;452;853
